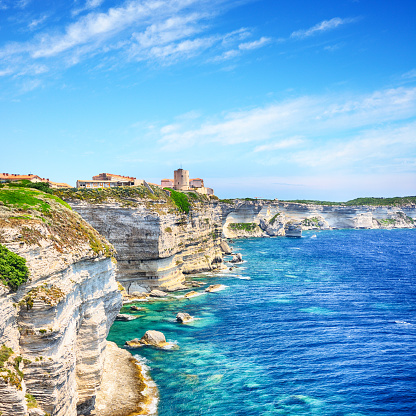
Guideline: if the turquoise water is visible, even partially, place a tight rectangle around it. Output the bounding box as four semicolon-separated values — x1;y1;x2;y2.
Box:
108;229;416;415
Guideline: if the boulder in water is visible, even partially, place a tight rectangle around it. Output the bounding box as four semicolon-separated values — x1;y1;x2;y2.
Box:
230;253;243;263
184;290;199;298
149;289;168;298
130;305;146;312
125;330;169;348
140;330;168;347
115;314;137;321
205;284;225;293
176;312;193;323
124;338;142;348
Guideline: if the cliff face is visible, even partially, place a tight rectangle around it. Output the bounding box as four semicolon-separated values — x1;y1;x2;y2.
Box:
69;200;224;294
216;200;416;237
0;188;121;416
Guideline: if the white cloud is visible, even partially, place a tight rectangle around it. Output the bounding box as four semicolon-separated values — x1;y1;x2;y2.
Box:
28;15;48;30
146;36;216;62
86;0;105;8
290;17;355;39
159;86;416;150
239;36;270;50
210;48;239;62
254;137;304;152
290;122;416;169
0;0;271;81
132;13;205;49
72;0;113;16
402;69;416;80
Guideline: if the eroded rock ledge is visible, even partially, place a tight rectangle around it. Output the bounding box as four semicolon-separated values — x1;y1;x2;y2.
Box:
92;341;157;416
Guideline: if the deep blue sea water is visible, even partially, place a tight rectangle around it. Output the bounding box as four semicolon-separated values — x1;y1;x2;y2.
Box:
108;229;416;415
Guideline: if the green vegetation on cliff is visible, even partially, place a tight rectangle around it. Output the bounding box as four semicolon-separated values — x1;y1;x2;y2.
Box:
228;222;258;232
344;196;416;206
0;345;14;369
54;185;162;204
0;186;115;258
0;244;29;290
282;196;416;206
6;180;53;194
53;185;210;215
165;188;191;213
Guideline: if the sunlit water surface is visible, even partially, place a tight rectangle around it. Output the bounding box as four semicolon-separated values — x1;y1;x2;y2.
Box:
108;229;416;415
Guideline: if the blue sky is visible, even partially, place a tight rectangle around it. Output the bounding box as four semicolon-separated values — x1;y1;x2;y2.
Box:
0;0;415;200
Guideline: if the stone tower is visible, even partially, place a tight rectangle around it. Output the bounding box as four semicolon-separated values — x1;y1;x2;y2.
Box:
173;168;189;191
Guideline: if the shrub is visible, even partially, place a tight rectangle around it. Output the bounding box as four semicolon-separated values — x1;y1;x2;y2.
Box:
0;244;29;290
165;188;190;214
8;180;53;194
228;223;258;232
0;345;13;369
25;393;38;409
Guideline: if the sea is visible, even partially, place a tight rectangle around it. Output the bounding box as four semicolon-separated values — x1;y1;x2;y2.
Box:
108;229;416;416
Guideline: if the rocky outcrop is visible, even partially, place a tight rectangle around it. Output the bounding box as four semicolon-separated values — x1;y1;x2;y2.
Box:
149;289;168;298
284;223;302;238
92;341;157;416
184;290;199;298
216;199;416;236
125;330;169;349
220;240;232;254
0;188;122;416
205;284;226;293
115;314;137;321
259;216;285;236
230;253;243;263
67;194;224;295
176;313;193;323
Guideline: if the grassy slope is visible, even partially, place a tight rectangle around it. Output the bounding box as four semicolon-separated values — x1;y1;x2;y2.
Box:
0;185;114;257
53;185;210;214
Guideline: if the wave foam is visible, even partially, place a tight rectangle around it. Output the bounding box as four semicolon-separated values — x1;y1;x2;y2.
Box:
132;355;159;415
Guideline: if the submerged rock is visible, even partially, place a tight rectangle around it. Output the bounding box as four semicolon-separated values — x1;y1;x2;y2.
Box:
115;314;137;321
124;338;142;348
176;312;193;323
184;290;199;298
149;289;168;298
130;305;146;312
205;284;226;293
190;281;204;287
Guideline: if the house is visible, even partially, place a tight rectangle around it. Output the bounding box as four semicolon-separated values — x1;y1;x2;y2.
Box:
161;179;174;188
0;173;71;188
76;173;144;189
161;169;214;195
190;178;204;188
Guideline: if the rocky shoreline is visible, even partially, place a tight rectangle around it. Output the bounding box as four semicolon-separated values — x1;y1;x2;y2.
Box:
91;341;158;416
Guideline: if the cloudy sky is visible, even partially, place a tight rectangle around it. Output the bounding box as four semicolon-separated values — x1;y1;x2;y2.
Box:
0;0;415;200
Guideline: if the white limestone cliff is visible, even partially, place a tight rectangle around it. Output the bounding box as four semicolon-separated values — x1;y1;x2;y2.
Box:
0;189;122;416
216;200;416;237
68;199;224;294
